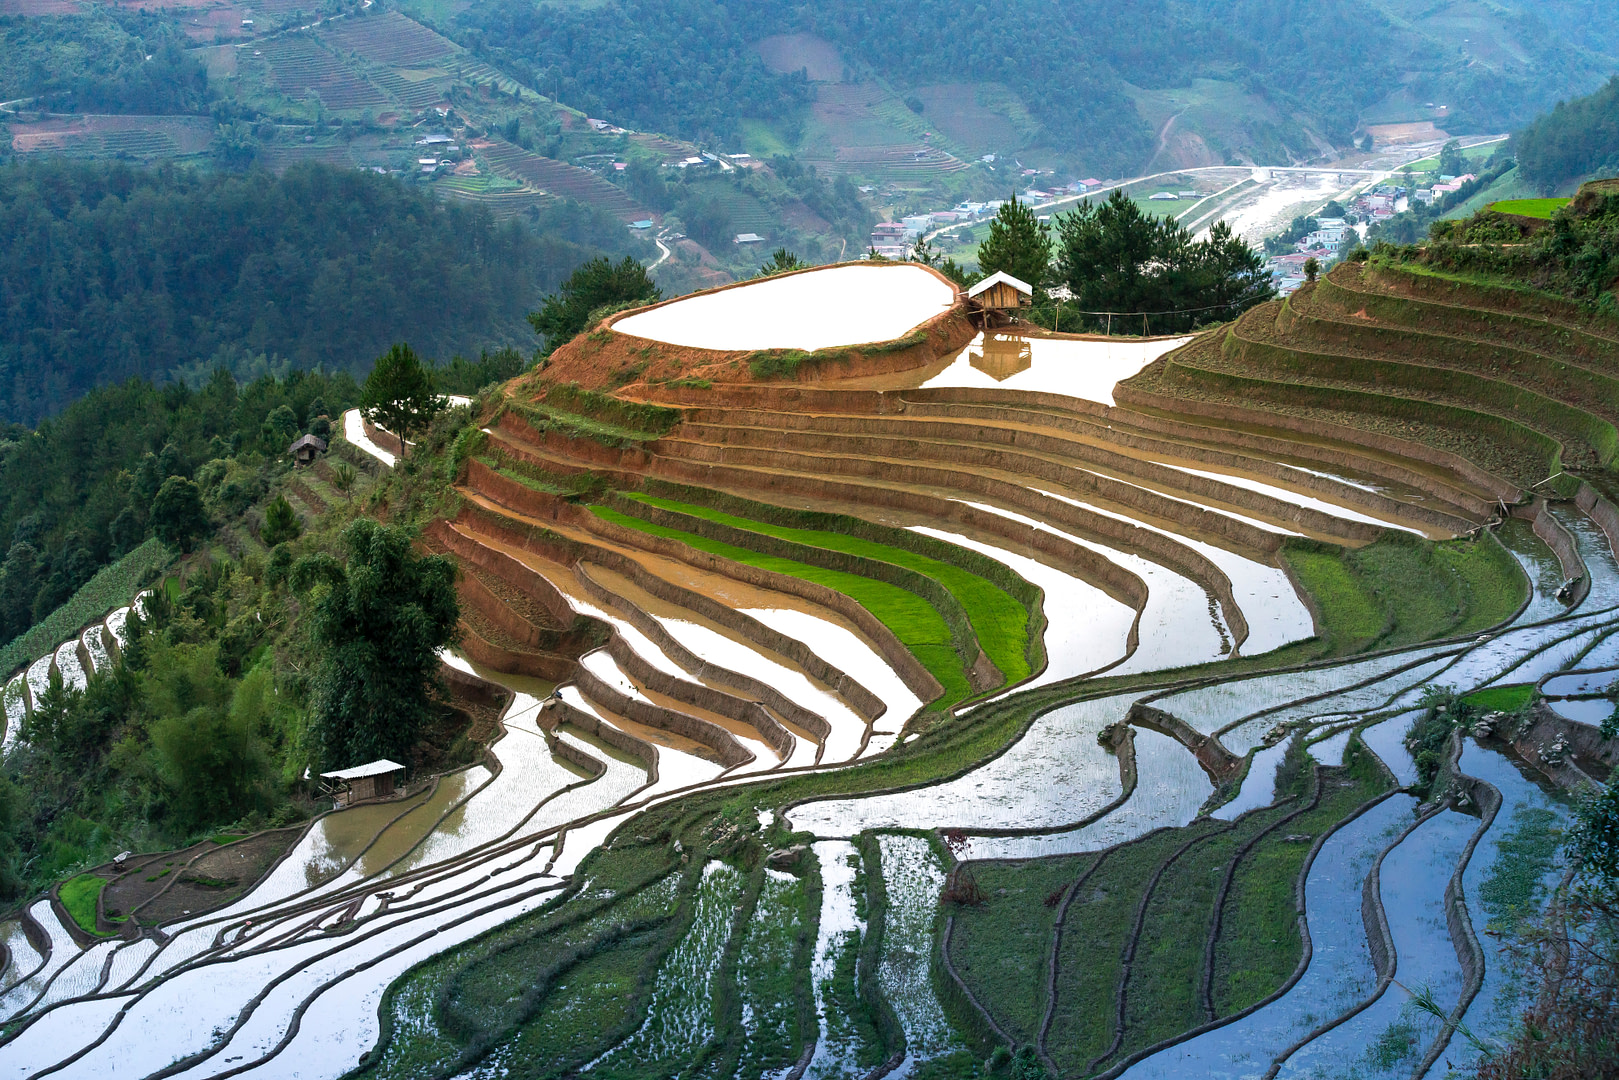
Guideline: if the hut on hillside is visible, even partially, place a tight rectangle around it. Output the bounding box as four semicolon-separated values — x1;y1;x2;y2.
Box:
289;434;327;466
320;759;406;807
967;271;1033;312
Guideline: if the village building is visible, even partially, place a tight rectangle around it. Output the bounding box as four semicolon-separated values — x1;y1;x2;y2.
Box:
288;434;327;466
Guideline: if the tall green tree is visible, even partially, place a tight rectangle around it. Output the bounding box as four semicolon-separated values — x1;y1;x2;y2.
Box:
150;477;209;552
361;344;444;450
292;519;459;768
260;496;302;547
976;193;1052;291
528;255;662;353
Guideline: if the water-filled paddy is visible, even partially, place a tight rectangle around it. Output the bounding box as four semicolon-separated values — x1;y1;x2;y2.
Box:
612;263;955;352
901;332;1192;402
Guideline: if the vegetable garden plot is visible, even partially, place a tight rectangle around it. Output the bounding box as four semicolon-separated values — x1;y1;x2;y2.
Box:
1273;810;1477;1079
1120;794;1417;1079
955;727;1209;861
788;695;1136;836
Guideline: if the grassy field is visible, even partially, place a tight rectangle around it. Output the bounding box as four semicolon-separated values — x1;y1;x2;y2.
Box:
1402;141;1501;174
1461;683;1535;711
588;504;973;706
622;493;1031;684
1487;197;1571;219
1282;533;1526;654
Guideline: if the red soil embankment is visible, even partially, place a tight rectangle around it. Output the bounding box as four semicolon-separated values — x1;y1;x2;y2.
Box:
539;261;977;391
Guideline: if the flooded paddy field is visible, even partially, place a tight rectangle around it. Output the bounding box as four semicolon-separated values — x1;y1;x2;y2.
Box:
5;265;1617;1080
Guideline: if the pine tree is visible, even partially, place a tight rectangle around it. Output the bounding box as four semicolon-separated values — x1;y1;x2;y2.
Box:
360;343;444;452
260;495;302;547
976;193;1052;291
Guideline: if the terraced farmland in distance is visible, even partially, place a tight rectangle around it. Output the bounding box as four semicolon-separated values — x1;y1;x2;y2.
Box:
2;260;1617;1079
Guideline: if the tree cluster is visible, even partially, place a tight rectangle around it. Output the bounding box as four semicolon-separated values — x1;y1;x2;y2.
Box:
1515;74;1619;195
528;255;662;353
974;190;1275;334
0;10;207;114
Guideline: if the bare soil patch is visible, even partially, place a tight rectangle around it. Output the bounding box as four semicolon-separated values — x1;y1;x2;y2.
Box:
750;33;845;81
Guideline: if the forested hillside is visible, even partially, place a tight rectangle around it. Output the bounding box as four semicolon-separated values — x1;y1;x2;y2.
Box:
1515;74;1619;194
439;0;1619;174
0;10;206;115
0;161;629;424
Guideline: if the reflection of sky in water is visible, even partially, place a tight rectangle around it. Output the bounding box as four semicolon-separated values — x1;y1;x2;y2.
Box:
958;727;1210;860
1034;488;1314;654
918;333;1190;404
1547;696;1615;725
1542;667;1618;696
1213;740;1290;821
1121;795;1415;1080
1452;742;1569;1072
615;263;953;352
791;695;1134;835
1275;810;1475;1080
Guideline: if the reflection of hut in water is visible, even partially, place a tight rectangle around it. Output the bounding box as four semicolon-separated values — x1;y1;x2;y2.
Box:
969;334;1033;381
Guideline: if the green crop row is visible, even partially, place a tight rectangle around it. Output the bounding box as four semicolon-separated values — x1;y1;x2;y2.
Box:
617;491;1032;685
0;537;172;680
588;503;974;708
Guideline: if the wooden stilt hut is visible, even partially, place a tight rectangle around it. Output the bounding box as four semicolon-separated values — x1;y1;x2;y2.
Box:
966;271;1034;327
319;759;407;807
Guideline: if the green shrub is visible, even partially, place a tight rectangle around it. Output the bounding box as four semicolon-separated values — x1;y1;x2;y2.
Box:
58;873;108;935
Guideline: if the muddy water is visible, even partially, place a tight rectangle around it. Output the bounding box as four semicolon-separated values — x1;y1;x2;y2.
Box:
1034;488;1316;654
956;727;1210;861
1120;794;1416;1080
613;263;954;352
922;510;1215;682
789;695;1136;837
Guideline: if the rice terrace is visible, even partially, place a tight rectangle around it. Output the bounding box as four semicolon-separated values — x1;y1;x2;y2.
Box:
4;178;1619;1080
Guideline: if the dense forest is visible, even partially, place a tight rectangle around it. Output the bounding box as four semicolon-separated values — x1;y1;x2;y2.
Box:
441;0;1619;174
1515;75;1619;194
0;9;207;115
0;160;629;424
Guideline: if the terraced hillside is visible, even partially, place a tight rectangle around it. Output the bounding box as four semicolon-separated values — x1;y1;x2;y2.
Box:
1;264;1616;1079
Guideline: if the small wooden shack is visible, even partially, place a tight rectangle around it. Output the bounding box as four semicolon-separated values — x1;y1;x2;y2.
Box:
967;270;1034;311
289;433;327;466
320;759;406;807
